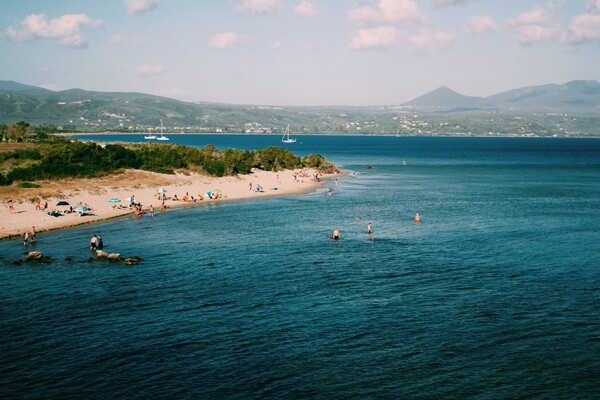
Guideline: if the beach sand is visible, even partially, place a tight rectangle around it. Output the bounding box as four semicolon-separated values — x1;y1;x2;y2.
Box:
0;168;330;241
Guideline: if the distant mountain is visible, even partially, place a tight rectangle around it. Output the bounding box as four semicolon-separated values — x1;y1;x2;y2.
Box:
0;80;51;93
487;80;600;110
403;86;485;111
403;80;600;112
0;80;374;132
0;80;599;135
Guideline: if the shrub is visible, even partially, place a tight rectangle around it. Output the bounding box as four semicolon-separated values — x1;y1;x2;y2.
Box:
17;182;41;188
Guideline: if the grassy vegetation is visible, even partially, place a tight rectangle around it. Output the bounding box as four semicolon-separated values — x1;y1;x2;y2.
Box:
0;123;337;187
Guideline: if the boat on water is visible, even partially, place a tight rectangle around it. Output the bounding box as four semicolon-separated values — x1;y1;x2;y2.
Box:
155;120;170;141
144;134;156;140
281;124;296;143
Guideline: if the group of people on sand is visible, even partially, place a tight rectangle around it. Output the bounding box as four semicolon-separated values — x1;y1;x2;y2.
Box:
7;197;50;214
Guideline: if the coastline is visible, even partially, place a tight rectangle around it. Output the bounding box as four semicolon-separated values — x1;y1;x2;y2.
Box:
57;132;600;139
1;167;332;241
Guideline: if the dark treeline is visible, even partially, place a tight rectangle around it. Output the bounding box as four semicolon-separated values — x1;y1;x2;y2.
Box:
0;136;337;186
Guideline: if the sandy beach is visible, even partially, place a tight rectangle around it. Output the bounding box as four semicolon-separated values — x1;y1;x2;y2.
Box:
0;167;331;241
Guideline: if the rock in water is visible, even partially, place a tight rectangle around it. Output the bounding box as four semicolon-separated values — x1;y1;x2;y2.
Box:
123;256;142;265
25;251;52;263
26;251;44;261
96;250;108;258
107;253;121;261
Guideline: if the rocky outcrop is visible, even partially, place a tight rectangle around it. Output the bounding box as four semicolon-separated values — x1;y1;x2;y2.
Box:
25;251;52;263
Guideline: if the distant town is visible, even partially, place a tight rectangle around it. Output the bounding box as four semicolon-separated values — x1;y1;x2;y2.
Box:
1;80;600;137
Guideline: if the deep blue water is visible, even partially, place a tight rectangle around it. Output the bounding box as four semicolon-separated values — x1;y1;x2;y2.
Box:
1;136;599;399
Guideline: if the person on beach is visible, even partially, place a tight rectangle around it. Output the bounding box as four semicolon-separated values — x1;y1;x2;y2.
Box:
149;205;154;217
332;228;340;240
35;197;41;210
43;200;48;210
23;231;29;246
249;182;252;191
97;235;103;249
415;213;421;222
160;200;166;210
8;199;14;213
367;223;372;235
30;226;37;242
90;235;97;250
356;216;361;223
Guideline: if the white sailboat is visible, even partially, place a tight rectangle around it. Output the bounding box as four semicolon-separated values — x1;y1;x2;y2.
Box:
156;120;170;141
281;124;296;143
144;133;156;140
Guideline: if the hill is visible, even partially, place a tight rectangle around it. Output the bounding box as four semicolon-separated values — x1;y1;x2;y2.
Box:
402;80;600;112
0;80;599;136
487;80;600;110
402;86;485;111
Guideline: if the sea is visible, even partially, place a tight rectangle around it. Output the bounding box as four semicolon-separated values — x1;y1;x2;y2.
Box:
1;135;599;399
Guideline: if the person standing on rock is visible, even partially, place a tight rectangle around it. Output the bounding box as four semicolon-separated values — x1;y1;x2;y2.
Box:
90;235;98;250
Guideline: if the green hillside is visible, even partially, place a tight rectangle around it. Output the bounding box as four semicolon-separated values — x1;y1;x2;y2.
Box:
1;80;600;137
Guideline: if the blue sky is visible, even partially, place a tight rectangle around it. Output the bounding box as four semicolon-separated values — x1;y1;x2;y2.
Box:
1;0;600;105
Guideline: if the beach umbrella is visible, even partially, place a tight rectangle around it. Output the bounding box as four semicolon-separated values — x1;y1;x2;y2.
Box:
56;201;70;206
108;198;121;203
156;188;167;193
73;205;89;213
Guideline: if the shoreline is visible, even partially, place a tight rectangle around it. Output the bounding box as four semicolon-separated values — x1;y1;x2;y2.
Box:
57;132;600;139
1;168;334;242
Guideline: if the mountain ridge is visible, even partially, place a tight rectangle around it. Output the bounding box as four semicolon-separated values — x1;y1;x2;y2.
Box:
1;80;599;135
403;80;600;111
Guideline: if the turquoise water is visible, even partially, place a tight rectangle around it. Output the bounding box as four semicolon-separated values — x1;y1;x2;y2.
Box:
1;136;599;399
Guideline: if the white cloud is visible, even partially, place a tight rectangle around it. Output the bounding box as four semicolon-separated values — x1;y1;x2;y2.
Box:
464;15;498;34
347;0;424;25
508;7;550;27
586;0;600;12
235;0;281;14
208;31;252;49
294;1;318;18
350;25;400;50
272;39;283;49
136;64;165;75
433;0;473;8
564;13;600;44
5;13;102;48
404;29;456;53
516;24;560;45
125;0;161;16
506;6;563;46
111;33;123;45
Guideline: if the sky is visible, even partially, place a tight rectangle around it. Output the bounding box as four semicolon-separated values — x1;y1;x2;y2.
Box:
1;0;600;106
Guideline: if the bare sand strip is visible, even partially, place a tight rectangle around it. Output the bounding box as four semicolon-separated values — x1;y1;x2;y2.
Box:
1;168;331;241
